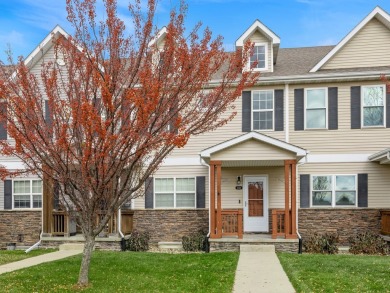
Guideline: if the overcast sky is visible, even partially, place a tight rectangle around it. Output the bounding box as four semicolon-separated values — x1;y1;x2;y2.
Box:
1;0;390;62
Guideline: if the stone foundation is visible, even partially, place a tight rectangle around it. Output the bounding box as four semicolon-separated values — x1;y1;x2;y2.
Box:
298;208;381;245
132;209;209;243
40;239;121;251
210;241;298;253
0;211;41;249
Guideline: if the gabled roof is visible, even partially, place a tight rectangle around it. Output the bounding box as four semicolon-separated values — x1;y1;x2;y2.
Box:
235;20;280;47
369;148;390;164
148;27;167;47
200;131;307;158
23;25;69;69
310;6;390;72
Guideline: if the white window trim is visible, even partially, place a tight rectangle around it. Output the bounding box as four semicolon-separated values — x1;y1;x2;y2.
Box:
310;174;357;208
251;90;274;131
12;178;42;210
304;87;328;130
248;42;268;71
361;84;386;128
153;177;197;209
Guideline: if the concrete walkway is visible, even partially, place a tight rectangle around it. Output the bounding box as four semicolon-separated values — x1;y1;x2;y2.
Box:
0;250;82;275
233;245;295;293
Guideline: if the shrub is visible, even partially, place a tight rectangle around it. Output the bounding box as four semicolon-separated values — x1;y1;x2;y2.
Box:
303;232;339;254
182;230;207;252
348;232;389;255
124;230;150;251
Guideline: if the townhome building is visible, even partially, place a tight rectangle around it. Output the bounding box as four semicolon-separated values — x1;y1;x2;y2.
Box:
1;6;389;251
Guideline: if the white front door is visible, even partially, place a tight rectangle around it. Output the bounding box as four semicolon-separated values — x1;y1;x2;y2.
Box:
243;176;268;232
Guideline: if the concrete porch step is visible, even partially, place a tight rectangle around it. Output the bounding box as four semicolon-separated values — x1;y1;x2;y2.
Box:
158;242;183;250
240;244;275;252
59;243;85;251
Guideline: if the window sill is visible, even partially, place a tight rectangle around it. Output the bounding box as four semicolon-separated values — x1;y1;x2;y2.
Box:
361;126;386;129
6;208;42;212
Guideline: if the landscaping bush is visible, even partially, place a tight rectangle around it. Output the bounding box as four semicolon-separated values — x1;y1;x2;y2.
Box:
303;232;339;254
182;230;207;252
348;231;389;255
124;230;150;251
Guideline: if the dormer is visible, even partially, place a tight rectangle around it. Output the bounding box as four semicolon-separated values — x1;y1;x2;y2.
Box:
236;20;280;73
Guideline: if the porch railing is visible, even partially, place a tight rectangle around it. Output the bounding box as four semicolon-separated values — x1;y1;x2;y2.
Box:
52;211;68;236
272;209;292;239
215;209;243;239
380;210;390;236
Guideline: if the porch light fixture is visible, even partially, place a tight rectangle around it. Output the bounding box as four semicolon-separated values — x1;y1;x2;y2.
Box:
237;176;242;185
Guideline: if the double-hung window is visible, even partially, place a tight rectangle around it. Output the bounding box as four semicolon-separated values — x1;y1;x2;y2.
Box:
13;179;42;209
252;90;274;130
154;177;196;208
249;43;267;70
362;85;385;127
311;175;357;207
305;88;327;129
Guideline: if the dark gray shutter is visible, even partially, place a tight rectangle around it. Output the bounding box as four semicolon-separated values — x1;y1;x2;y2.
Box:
145;177;153;209
4;180;12;209
242;91;251;132
300;174;310;208
196;176;206;208
274;89;284;131
351;86;361;129
0;102;7;140
357;173;368;207
386;92;390;128
294;89;304;131
328;87;338;130
45;100;52;126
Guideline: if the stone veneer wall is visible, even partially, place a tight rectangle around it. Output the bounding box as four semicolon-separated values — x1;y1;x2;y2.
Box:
210;241;298;253
298;208;381;245
132;209;209;243
0;211;41;248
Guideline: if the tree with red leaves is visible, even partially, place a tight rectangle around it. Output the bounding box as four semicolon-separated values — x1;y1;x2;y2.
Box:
0;0;257;286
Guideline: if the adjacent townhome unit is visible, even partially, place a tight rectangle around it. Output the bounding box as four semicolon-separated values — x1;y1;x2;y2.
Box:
1;6;390;252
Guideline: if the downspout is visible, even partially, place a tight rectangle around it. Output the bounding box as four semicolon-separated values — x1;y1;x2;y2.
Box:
26;188;44;253
200;156;211;253
285;83;289;143
117;177;125;251
296;154;308;254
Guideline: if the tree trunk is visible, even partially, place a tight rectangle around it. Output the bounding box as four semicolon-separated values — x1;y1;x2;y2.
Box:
77;234;96;286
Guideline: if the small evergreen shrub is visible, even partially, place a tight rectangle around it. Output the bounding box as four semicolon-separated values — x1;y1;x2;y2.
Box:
348;232;389;255
124;230;150;251
182;230;207;252
303;232;339;254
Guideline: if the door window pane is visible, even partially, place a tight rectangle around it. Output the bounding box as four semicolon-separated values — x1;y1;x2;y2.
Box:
248;182;263;216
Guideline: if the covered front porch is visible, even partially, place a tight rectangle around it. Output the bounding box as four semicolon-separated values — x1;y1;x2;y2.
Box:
201;132;307;241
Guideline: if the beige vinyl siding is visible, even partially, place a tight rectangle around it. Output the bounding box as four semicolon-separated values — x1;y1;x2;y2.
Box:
211;139;295;161
298;162;390;208
322;18;390;70
220;167;286;209
248;30;272;72
133;165;208;209
170;87;285;157
289;81;390;154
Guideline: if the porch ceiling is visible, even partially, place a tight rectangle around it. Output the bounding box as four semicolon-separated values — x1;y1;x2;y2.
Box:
220;160;285;167
369;148;390;164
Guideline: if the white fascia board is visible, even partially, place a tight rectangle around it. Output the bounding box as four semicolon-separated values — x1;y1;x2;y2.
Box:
0;161;26;170
161;156;203;166
236;20;280;47
306;154;371;163
368;148;390;161
310;6;390;72
148;27;167;47
200;132;307;158
23;25;70;69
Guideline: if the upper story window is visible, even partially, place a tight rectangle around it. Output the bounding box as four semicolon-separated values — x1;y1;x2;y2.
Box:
154;177;196;208
13;179;42;209
249;43;268;71
362;85;385;127
252;90;274;130
311;175;356;207
305;88;327;129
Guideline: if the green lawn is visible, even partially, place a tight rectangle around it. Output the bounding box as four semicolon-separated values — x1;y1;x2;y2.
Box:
0;251;238;292
278;253;390;292
0;249;56;265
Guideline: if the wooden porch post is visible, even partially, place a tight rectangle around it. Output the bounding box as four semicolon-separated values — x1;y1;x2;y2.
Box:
216;162;222;238
290;160;297;238
209;162;216;239
284;160;290;238
42;176;53;235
